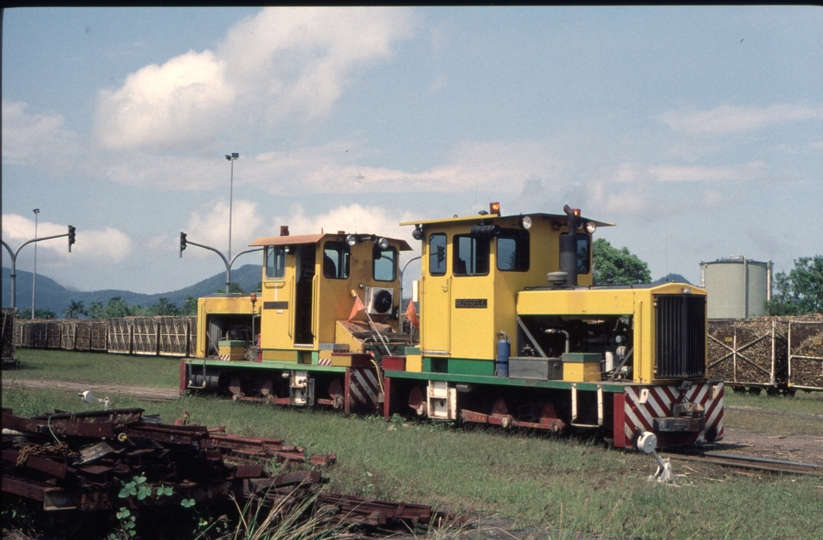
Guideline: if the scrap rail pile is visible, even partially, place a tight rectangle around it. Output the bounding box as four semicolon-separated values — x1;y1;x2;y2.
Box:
1;407;445;535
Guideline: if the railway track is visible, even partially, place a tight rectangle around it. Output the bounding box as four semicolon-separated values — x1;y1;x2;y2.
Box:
662;449;823;476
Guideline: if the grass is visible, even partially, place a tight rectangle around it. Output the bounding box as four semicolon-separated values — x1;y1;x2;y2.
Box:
3;384;823;540
4;350;823;539
724;389;823;436
9;348;180;387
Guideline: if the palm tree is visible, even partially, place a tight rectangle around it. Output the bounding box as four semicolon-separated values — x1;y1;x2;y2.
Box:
88;301;105;320
63;300;88;319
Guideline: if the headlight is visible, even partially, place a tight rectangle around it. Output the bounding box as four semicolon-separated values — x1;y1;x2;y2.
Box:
586;221;597;234
519;215;532;230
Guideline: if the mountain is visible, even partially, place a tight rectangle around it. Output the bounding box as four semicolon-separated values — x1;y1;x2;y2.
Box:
2;264;262;315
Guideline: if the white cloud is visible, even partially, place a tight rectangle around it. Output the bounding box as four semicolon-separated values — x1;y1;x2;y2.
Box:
1;101;80;174
249;139;562;195
647;161;766;183
95;50;235;150
72;227;133;263
1;214;132;263
659;103;823;134
592;160;766;185
221;7;415;122
274;203;416;243
99;154;224;191
94;7;416;152
184;199;264;258
178;200;421;267
585;180;652;218
271;203;423;266
704;190;726;207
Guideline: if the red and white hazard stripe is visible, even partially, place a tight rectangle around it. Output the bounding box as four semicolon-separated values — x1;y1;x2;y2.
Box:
318;358;332;366
346;367;381;412
623;382;724;445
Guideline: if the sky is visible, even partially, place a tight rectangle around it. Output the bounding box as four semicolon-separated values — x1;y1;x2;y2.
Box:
2;6;822;300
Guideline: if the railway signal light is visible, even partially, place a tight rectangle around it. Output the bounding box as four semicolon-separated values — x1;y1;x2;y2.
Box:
68;225;76;252
179;232;187;258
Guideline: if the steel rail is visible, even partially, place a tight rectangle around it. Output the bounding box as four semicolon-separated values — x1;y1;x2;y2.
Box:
662;450;823;476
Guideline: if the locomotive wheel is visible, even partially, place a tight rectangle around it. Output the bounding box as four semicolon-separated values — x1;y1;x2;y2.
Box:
259;378;274;397
408;386;427;417
491;397;509;417
328;379;345;410
537;402;565;434
228;376;243;400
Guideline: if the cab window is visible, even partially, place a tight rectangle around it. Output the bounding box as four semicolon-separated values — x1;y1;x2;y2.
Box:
454;234;490;276
497;229;529;272
429;233;447;276
373;246;397;282
265;246;286;279
323;242;350;279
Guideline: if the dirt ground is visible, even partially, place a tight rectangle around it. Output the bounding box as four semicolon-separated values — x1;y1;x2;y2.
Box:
2;377;180;402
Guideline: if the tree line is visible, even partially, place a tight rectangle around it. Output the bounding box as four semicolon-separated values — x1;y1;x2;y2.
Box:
17;282;253;320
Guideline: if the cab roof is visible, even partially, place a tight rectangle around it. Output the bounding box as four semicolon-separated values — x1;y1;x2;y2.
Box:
250;232;412;251
400;212;614;228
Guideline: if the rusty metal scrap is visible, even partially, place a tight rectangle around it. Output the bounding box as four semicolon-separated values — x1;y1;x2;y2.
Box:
316;492;453;528
2;406;449;537
2;407;308;512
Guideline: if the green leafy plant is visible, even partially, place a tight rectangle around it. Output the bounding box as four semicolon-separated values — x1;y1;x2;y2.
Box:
135;476;152;501
111;506;137;538
118;475;158;502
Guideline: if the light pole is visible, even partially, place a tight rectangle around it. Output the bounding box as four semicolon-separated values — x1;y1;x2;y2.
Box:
2;226;75;309
225;152;239;265
31;209;40;320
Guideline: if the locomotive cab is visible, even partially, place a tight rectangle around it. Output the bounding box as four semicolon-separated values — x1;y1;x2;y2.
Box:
388;203;724;449
249;231;412;358
400;203;610;374
189;229;411;411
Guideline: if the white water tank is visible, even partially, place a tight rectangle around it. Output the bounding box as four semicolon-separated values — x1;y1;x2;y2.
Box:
700;257;772;319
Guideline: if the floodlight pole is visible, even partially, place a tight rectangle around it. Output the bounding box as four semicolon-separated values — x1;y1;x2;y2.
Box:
225;153;239;263
31;209;40;320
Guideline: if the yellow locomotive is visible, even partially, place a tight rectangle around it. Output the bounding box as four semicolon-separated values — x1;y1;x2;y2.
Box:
183;204;724;449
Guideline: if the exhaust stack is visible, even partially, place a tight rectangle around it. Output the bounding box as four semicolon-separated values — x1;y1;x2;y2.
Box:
559;205;580;287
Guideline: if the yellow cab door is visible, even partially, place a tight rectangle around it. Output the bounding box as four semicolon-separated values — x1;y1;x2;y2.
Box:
420;232;451;356
260;244;293;352
449;232;495;361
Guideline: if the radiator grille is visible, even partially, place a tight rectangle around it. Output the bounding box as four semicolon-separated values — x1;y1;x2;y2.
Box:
655;295;706;378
